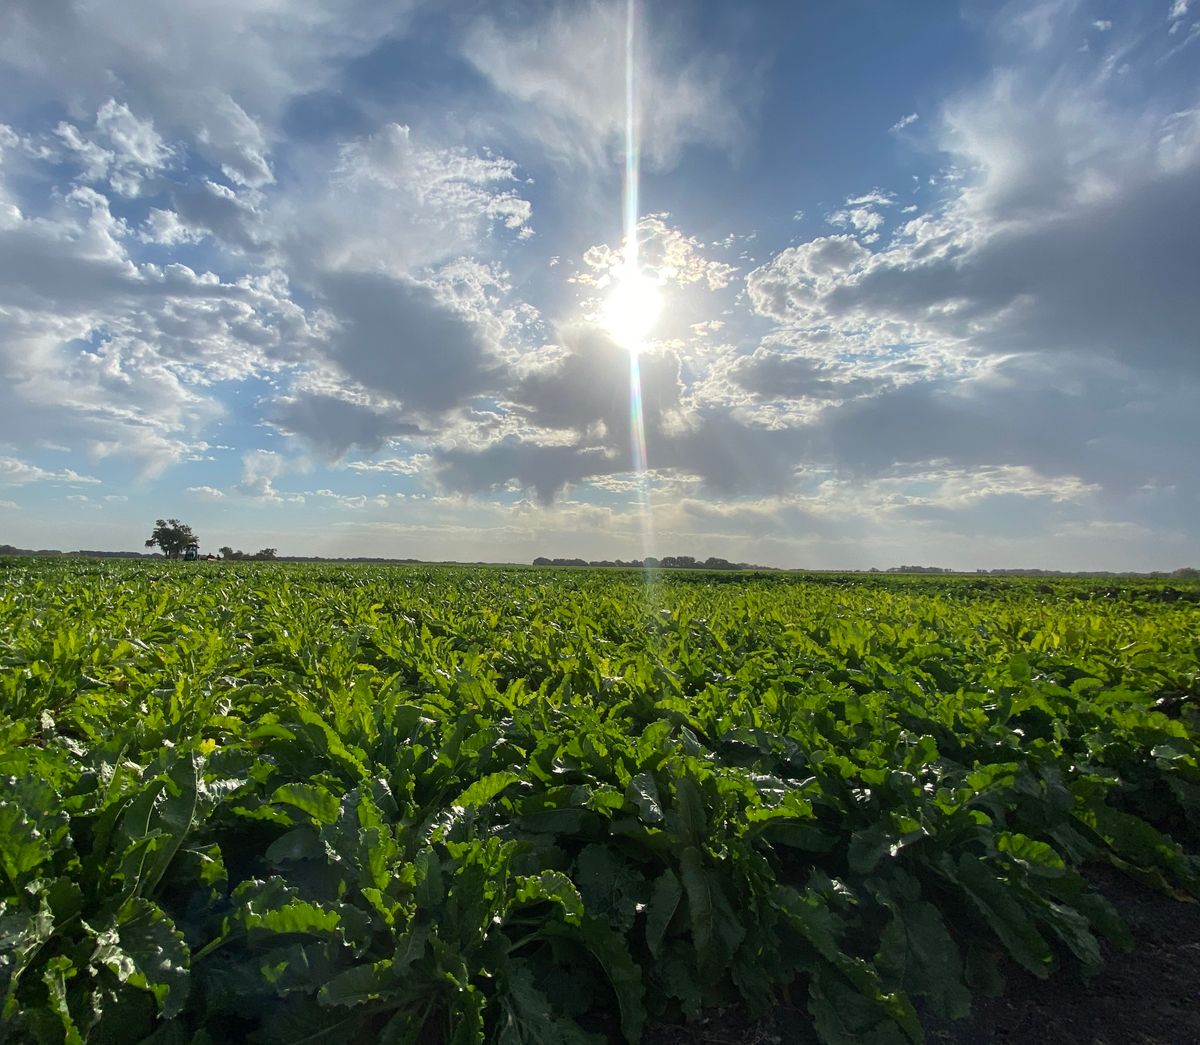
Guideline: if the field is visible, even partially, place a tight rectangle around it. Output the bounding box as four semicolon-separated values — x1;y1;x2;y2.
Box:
1;560;1199;1044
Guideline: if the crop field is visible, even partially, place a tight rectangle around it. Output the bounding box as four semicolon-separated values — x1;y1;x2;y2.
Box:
1;559;1199;1044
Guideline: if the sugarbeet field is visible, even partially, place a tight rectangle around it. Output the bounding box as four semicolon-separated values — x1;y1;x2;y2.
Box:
2;560;1199;1045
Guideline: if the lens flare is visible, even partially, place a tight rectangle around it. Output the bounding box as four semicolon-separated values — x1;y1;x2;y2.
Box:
602;267;661;353
620;0;658;572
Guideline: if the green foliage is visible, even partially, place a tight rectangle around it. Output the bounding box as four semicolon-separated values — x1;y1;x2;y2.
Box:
1;560;1198;1042
143;519;196;559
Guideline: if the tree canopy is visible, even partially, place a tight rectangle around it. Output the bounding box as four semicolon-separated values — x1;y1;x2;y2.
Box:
145;519;196;559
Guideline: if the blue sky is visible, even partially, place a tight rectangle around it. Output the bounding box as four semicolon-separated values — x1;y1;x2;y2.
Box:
0;0;1197;569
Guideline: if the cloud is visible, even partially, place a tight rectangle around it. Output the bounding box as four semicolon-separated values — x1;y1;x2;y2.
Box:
282;124;531;279
747;71;1200;375
346;454;431;476
0;456;100;485
153;180;268;253
728;349;881;401
891;112;920;131
270;392;422;460
514;328;681;440
0;0;420;186
232;449;303;503
462;1;748;170
311;272;504;416
575;214;738;291
436;438;617;505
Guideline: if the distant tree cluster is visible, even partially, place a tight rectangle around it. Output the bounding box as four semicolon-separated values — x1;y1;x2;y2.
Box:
218;547;278;561
145;519;196;559
532;554;775;571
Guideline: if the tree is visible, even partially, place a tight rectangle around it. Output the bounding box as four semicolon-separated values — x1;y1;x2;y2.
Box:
255;548;278;560
145;518;196;559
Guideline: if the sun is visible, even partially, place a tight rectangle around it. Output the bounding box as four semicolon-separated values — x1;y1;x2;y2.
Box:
600;267;662;353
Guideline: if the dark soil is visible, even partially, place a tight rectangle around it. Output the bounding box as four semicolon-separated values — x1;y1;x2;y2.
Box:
646;866;1200;1045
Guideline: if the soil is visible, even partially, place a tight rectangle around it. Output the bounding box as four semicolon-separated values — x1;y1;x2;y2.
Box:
645;865;1200;1045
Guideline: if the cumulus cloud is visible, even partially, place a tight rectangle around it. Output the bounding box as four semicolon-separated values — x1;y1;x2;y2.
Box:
514;329;680;439
271;392;422;460
0;456;100;485
728;349;881;401
310;272;505;416
746;25;1200;380
0;0;419;185
282;124;531;279
576;214;738;291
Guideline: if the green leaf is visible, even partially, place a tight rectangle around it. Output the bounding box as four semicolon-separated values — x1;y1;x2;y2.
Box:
942;853;1054;977
809;964;917;1045
1;900;55;1018
449;985;487;1045
450;771;521;810
496;963;601;1045
91;898;190;1019
1041;900;1102;973
645;869;682;958
265;827;322;864
318;959;399;1008
625;773;663;825
574;845;644;934
0;802;53;887
41;955;83;1045
271;783;342;825
996;832;1066;877
545;917;645;1043
679;846;745;981
874;894;970;1021
513;871;585;925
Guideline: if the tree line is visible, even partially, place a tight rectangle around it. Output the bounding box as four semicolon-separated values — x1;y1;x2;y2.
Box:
143;518;277;560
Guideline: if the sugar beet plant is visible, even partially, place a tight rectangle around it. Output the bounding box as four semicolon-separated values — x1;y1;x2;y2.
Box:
1;561;1199;1044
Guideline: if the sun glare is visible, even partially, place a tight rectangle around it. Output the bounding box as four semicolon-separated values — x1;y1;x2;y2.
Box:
601;267;662;353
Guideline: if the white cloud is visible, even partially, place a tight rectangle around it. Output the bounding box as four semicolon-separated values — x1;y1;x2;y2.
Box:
891;112;920;131
347;454;432;476
283;123;531;279
0;0;420;186
575;214;738;291
186;486;225;500
0;456;100;485
462;1;748;171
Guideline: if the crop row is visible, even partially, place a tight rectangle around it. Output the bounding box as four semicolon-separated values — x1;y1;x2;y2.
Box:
1;561;1198;1043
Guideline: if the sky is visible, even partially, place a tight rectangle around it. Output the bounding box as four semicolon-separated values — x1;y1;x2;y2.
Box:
0;0;1197;570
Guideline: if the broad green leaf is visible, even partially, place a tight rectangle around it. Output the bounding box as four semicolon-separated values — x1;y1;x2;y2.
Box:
513;870;585;924
91;898;190;1019
450;771;521;810
625;773;663;824
645;869;682;958
679;846;745;981
271;783;341;825
942;853;1054;977
996;832;1066;877
42;955;83;1045
496;964;601;1045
